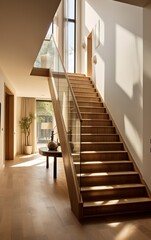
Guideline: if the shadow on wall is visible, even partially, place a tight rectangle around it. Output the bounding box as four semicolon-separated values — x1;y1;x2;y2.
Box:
85;0;143;170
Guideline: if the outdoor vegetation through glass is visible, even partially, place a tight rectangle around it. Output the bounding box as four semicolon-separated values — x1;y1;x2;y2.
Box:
36;101;53;147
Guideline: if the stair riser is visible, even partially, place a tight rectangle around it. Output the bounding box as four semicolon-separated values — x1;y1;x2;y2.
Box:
83;201;151;217
72;87;96;93
82;187;147;202
81;152;129;161
70;78;91;82
80;174;140;187
78;102;104;108
81;135;119;142
75;162;134;173
74;91;98;97
80;107;106;113
71;84;94;89
82;120;112;126
81;143;124;151
82;114;109;120
76;97;101;102
82;127;115;134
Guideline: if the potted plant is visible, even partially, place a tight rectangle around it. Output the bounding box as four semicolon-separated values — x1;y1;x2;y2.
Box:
19;112;34;154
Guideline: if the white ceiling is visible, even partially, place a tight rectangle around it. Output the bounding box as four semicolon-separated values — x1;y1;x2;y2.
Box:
0;0;61;98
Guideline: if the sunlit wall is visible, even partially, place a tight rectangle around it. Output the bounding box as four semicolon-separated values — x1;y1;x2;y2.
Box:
81;0;144;180
143;2;151;190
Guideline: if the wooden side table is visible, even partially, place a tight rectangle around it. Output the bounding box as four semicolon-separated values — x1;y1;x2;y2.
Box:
39;147;62;179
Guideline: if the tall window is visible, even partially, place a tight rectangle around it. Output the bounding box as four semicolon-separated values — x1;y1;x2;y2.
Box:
36;100;53;148
64;0;76;73
34;23;53;68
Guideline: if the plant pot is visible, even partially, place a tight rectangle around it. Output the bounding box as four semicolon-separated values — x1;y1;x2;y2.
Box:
24;145;32;155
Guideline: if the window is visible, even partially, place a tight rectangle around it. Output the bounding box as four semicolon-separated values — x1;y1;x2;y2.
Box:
34;23;53;68
64;0;76;73
36;100;53;148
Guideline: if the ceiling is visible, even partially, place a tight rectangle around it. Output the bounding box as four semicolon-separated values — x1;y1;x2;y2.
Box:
0;0;61;98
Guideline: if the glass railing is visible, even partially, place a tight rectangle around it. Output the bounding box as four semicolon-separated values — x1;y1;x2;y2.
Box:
34;35;82;186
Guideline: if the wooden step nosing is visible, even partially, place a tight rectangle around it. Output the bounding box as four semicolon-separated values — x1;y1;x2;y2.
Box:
81;184;146;192
82;134;118;136
81;142;122;144
81;150;127;154
74;160;133;165
81;113;108;115
83;119;111;121
77;171;139;177
80;107;105;110
83;197;151;207
82;125;115;128
78;101;103;103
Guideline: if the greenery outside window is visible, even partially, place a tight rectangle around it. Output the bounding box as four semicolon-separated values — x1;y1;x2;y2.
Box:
36;100;53;147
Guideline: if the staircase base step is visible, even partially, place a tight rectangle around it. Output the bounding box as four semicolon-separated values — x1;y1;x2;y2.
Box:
83;197;151;217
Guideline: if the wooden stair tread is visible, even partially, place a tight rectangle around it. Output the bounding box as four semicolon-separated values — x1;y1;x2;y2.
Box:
74;91;96;93
82;119;111;121
78;101;102;104
77;171;139;177
81;142;121;144
80;107;105;109
81;183;145;191
82;133;118;136
72;86;95;89
84;197;151;207
82;126;114;128
75;95;99;97
67;73;86;77
74;160;132;165
81;150;127;154
81;113;109;117
71;126;114;128
68;76;89;79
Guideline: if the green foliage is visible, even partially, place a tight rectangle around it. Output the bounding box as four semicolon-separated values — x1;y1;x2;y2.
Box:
36;101;53;116
19;112;34;146
36;101;53;124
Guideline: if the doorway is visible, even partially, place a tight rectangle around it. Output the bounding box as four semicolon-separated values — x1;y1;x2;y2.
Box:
5;86;14;160
87;32;92;77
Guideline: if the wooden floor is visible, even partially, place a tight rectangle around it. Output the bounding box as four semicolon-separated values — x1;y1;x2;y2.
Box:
0;155;151;240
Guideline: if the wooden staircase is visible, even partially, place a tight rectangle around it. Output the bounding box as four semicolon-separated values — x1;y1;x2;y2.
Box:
68;74;151;218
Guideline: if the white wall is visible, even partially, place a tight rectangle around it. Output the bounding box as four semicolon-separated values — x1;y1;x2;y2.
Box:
143;3;151;190
82;0;144;179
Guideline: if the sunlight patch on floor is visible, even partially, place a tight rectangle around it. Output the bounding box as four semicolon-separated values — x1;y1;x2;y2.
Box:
115;224;137;240
11;158;46;167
